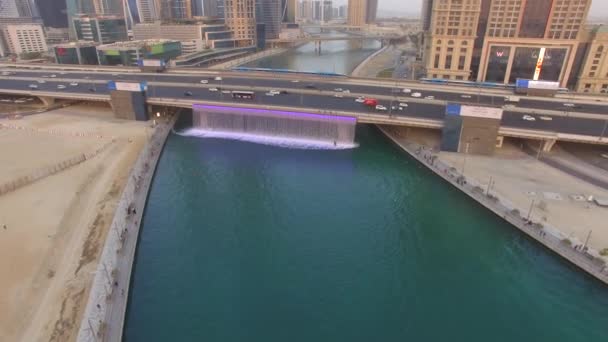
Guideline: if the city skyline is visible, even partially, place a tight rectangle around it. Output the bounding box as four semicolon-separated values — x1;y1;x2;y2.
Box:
332;0;608;14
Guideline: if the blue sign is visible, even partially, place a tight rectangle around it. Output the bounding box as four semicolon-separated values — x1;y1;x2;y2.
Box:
446;103;462;116
516;79;530;89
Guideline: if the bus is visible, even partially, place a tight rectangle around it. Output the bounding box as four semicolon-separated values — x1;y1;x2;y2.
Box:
232;91;255;100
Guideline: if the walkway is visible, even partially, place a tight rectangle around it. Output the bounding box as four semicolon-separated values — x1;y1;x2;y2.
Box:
76;114;176;342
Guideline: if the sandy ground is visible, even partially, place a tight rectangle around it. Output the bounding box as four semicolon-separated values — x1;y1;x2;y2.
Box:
0;104;150;342
401;128;608;255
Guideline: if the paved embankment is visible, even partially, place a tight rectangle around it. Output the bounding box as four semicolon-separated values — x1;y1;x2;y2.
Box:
350;45;390;77
76;114;177;342
209;48;288;70
378;125;608;286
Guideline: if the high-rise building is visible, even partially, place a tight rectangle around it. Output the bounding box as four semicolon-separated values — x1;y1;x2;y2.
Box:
347;0;364;26
338;4;346;19
0;0;39;17
216;0;224;18
423;0;593;87
321;0;331;22
159;0;193;19
3;23;47;55
365;0;376;23
92;0;123;15
72;14;128;44
192;0;218;16
576;25;608;94
312;0;321;21
36;0;67;28
282;0;295;22
224;0;256;45
256;0;281;39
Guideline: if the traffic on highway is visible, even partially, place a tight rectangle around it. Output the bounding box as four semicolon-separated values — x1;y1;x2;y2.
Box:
1;67;608;138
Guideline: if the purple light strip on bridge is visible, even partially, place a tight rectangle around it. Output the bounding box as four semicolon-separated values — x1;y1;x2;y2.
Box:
193;104;357;123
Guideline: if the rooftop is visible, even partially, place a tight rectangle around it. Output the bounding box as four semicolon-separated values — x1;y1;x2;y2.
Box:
97;39;180;50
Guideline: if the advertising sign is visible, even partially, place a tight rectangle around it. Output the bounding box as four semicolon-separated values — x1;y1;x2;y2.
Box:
460;106;503;120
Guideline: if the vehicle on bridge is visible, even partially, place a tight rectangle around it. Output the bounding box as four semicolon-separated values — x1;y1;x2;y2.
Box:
363;98;378;107
232;91;255;100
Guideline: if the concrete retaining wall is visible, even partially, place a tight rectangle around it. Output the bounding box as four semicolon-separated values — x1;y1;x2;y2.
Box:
76;115;177;342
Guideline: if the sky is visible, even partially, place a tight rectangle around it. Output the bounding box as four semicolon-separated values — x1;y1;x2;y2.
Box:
332;0;608;16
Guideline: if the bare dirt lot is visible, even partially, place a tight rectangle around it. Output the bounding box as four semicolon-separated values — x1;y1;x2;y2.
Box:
0;104;150;342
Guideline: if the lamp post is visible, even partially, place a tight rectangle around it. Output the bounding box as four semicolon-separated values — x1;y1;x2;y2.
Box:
526;199;536;222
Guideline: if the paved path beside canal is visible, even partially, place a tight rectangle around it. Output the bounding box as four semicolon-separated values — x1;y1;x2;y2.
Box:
76;114;177;342
378;125;608;286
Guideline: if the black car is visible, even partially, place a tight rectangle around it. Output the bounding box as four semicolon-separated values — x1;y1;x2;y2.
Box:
184;91;193;96
88;87;96;92
280;90;289;94
305;84;316;89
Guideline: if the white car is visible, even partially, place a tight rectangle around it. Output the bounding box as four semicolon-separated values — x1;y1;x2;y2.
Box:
200;80;209;84
411;92;422;98
214;76;223;81
221;90;231;94
539;116;553;121
14;100;25;103
208;87;219;92
269;90;280;95
425;95;435;100
265;92;276;96
461;95;472;99
563;103;576;108
28;84;38;89
334;88;343;92
376;105;387;111
291;80;300;83
402;88;412;93
0;99;11;102
70;82;78;86
49;74;57;78
355;98;365;103
57;85;66;89
398;107;404;110
334;94;343;98
342;89;350;93
522;115;536;121
399;103;408;107
37;80;46;84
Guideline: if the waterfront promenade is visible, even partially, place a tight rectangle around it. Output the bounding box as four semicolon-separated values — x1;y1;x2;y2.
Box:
75;113;177;342
379;126;608;286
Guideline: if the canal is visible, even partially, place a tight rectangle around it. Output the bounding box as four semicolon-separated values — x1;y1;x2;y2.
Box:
242;31;382;74
124;120;608;341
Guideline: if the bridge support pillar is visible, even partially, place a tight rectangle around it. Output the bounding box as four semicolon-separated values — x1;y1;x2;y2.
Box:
38;96;55;107
542;139;557;152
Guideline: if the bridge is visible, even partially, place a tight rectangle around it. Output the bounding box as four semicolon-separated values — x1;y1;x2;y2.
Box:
267;33;403;52
1;63;608;152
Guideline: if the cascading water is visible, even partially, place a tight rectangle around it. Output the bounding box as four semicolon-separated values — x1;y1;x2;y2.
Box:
180;104;358;149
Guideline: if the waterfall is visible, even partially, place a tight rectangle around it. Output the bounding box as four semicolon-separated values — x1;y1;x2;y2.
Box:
187;104;357;149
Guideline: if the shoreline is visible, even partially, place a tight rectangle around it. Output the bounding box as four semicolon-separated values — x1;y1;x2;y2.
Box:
75;113;177;342
377;125;608;286
350;45;390;77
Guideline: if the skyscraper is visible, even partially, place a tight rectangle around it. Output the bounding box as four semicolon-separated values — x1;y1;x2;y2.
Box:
224;0;256;44
256;0;281;39
423;0;593;87
192;0;218;17
35;0;67;28
92;0;123;15
0;0;39;17
365;0;376;23
347;0;364;26
160;0;193;19
282;0;295;22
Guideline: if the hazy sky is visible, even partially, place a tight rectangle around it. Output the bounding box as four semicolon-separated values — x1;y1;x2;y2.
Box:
332;0;608;14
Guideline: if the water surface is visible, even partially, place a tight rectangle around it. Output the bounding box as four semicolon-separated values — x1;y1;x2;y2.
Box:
125;124;608;342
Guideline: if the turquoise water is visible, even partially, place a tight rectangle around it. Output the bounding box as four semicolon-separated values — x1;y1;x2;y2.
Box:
242;33;381;74
124;123;608;341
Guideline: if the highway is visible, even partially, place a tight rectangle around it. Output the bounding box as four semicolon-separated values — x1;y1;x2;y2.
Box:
1;67;608;140
5;67;608;114
1;75;607;139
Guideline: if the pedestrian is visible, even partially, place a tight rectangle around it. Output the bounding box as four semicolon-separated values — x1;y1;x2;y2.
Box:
121;289;125;297
96;304;101;309
114;281;118;287
3;224;6;230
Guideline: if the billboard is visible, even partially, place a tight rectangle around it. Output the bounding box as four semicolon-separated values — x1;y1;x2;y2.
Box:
107;81;147;92
138;59;165;67
460;106;503;120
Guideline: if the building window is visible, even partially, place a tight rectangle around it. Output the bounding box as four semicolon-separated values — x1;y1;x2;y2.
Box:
584;84;591;89
434;54;440;68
